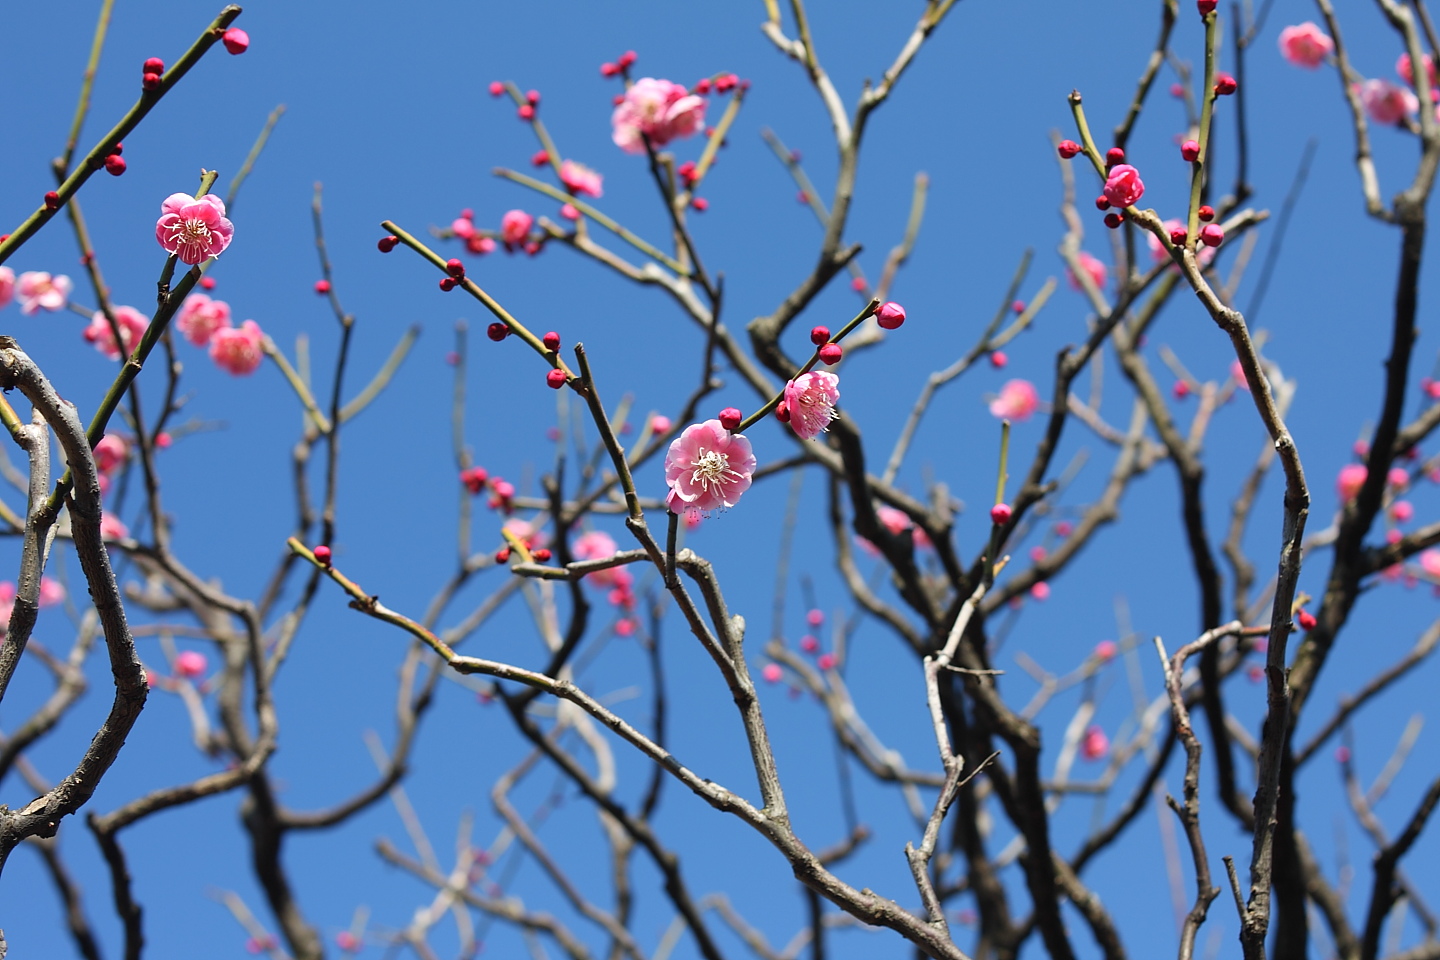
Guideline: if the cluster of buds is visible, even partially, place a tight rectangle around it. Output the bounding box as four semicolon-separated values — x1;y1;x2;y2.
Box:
599;50;638;78
91;141;126;176
451;210;498;256
142;56;165;92
438;258;465;292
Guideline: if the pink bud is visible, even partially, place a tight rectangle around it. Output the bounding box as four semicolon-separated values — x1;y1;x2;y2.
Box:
546;369;567;389
1094;640;1118;660
806;609;824;626
560;204;580;221
1171;82;1185;97
532;548;552;561
221;27;249;55
1389;467;1411;488
1198;0;1217;13
990;503;1013;525
691;197;709;212
818;343;843;364
718;407;742;431
1169;227;1189;245
850;277;867;292
314;544;332;565
1105;147;1126;166
104;154;126;176
1181;139;1200;161
378;235;399;253
518;105;535;121
762;663;783;683
617;50;637;68
1200;224;1224;247
525;89;540;106
314;279;331;295
775;401;791;422
487;322;509;342
200;276;216;289
876;301;906;330
446;258;465;278
1392;499;1415;522
600;62;619;77
1057;140;1081;159
489;81;504;96
817;652;836;670
1214;73;1237;95
1296;608;1317;630
495;547;511;563
990;351;1008;368
810;325;830;345
1173;380;1191;399
694;77;712;93
650;415;672;433
800;634;820;653
439;277;457;291
1198;205;1215;222
542;331;561;351
44;191;61;211
461;467;488;493
142;73;162;91
1012;300;1025;313
1104;213;1124;229
175;650;207;678
143;57;165;74
1030;581;1051;601
1335;745;1351;764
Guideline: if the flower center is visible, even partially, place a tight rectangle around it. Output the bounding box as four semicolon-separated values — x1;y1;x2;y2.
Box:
176;217;211;245
689;447;737;492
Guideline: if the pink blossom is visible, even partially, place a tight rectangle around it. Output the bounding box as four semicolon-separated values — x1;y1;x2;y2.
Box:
500;210;533;247
1102;164;1145;208
503;518;548;549
0;267;13;310
208;319;264;376
1066;251;1108;291
1278;23;1333;68
0;581;14;626
83;306;149;360
875;504;932;550
1148;219;1186;263
800;634;820;653
573;529;631;590
1388;466;1411;488
559;160;603;198
1030;581;1051;601
174;650;207;678
37;576;65;608
664;419;756;516
817;652;836;670
155;193;234;264
650;414;672;434
784;371;840;441
16;272;72;315
762;663;783;683
176;294;232;346
1231;359;1250;392
1337;463;1368;502
1357;79;1418;125
94;434;129;473
100;513;128;541
611;78;707;153
1094;639;1118;661
1391;499;1415;523
1398;52;1438;88
989;379;1040;421
452;217;476;240
1080;725;1110;761
1420;549;1440;577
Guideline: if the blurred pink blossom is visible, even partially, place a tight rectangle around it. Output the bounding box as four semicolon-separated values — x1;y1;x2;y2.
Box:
500;209;533;247
94;434;129;473
175;650;207;678
155;193;233;264
611;78;706;153
0;267;13;310
1420;549;1440;577
762;663;782;683
100;513;128;541
1080;725;1109;761
1398;52;1438;88
989;379;1040;421
209;319;264;376
664;419;755;516
1094;640;1118;661
38;576;65;608
176;294;232;346
784;371;840;440
83;306;149;360
1357;79;1418;125
559;160;603;198
1278;23;1333;68
1337;463;1368;502
16;271;72;315
1066;251;1108;291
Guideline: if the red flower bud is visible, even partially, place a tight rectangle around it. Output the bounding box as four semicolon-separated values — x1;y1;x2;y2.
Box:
530;149;549;167
1105;147;1126;167
143;57;165;75
44;191;60;211
1057;139;1081;159
1200;223;1224;247
1173;380;1191;399
142;73;162;91
525;89;540;106
1198;205;1215;221
1296;608;1317;631
600;62;619;77
1214;73;1237;96
439;277;457;291
446;258;465;278
818;343;843;364
990;351;1008;369
1198;0;1217;13
200;276;216;289
314;279;331;294
542;331;561;351
488;81;504;96
546;368;568;389
313;544;332;565
1169;227;1189;245
104;154;127;176
810;325;830;345
1104;212;1124;229
518;104;535;120
695;78;712;93
495;547;511;563
618;50;637;68
876;301;906;330
221;27;249;55
487;322;510;342
691;197;709;212
718;407;742;431
1095;196;1111;211
378;235;399;252
1012;300;1025;313
1181;139;1200;161
775;401;791;422
532;548;552;562
990;503;1013;525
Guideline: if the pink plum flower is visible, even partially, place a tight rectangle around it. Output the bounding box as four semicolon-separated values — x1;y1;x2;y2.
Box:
1337;463;1368;502
94;434;129;473
100;513;128;541
209;319;264;376
559;160;603;198
174;650;207;678
1231;359;1250;392
83;305;149;360
176;294;232;346
874;504;932;550
37;576;65;608
0;582;13;627
611;78;707;153
784;371;840;441
1094;639;1118;661
664;419;756;516
762;663;783;683
1357;79;1418;125
1278;23;1333;69
573;529;633;590
1066;251;1108;291
0;267;13;310
989;379;1040;421
1102;164;1145;208
1080;725;1110;761
155;193;234;264
500;210;533;247
16;271;72;315
1398;52;1438;89
1420;549;1440;578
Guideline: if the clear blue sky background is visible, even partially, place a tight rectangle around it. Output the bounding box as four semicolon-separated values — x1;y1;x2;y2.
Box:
1;2;1438;958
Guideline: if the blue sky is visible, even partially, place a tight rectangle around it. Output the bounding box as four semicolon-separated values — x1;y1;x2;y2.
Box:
1;2;1439;958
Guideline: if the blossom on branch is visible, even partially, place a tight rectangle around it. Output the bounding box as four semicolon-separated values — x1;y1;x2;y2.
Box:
664;419;755;516
1278;23;1333;69
784;371;839;440
1101;164;1145;208
176;294;232;346
611;78;706;153
16;271;72;314
209;319;264;376
83;305;150;360
155;193;234;264
559;160;604;198
1066;252;1107;291
0;267;13;310
1357;79;1418;125
989;379;1039;421
501;210;534;247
